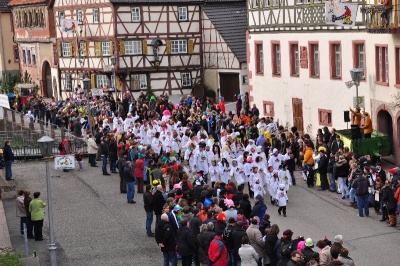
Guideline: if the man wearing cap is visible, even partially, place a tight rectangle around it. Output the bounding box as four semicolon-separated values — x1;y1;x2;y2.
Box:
362;111;372;138
251;194;267;223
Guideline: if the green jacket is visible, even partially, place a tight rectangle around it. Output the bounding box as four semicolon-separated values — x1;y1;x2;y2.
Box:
29;198;46;221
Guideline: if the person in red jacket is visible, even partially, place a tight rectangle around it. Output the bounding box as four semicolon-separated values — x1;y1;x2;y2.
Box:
208;230;228;266
134;155;145;193
218;97;226;114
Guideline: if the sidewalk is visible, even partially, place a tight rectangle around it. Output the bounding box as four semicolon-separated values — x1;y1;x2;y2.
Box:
0;200;12;249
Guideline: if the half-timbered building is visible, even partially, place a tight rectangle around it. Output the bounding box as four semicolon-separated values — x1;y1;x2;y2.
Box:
51;0;247;99
247;0;400;164
8;0;58;98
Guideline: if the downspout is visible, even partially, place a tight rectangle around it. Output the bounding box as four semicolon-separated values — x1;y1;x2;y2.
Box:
0;12;8;82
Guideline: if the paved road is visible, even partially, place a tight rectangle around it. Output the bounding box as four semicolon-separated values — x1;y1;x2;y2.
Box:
4;162;399;265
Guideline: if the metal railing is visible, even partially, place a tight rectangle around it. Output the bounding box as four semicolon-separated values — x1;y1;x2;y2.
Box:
11;142;88;161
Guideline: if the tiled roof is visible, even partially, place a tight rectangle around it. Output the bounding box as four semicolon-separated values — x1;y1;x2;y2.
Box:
0;0;11;11
202;1;247;62
8;0;46;6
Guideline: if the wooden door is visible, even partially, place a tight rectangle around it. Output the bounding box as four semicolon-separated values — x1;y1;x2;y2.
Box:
292;98;304;133
219;73;240;102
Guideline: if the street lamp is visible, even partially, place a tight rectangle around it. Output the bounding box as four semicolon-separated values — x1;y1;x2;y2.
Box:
82;76;92;134
110;55;117;99
37;136;57;266
350;68;364;105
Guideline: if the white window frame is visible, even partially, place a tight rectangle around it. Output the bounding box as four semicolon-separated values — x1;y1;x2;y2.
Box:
275;44;281;74
22;49;26;64
293;44;299;76
131;74;148;90
271;0;279;7
31;48;36;65
62;42;71;57
79;41;85;57
125;40;142;55
58;11;64;25
27;49;31;65
93;9;99;23
181;72;192;87
178;6;188;21
102;41;111;56
65;74;72;91
96;75;109;89
171;39;187;54
131;7;141;22
77;9;83;24
334;44;341;77
313;44;319;76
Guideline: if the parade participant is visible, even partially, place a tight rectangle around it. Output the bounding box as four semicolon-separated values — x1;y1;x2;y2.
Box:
278;164;292;193
249;166;264;199
219;157;231;184
268;148;291;171
362;111;373;139
269;171;280;205
230;159;245;186
209;159;222;187
349;105;362;127
276;184;289;217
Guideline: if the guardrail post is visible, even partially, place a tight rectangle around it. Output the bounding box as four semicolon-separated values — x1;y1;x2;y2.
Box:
40;120;44;135
11;110;15;122
3;109;7;131
20;113;24;127
51;125;55;139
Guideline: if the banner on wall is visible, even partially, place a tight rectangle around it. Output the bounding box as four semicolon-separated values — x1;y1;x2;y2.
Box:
60;19;80;33
0;94;10;109
325;1;358;27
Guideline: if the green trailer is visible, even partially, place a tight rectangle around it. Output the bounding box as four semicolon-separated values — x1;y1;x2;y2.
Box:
336;129;391;158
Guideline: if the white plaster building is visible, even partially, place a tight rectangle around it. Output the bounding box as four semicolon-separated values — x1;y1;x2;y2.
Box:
247;0;400;164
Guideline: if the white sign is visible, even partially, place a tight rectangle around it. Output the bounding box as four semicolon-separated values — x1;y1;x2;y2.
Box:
91;89;103;96
325;1;358;27
60;19;80;33
103;65;113;72
0;107;3;120
54;155;75;170
0;94;10;109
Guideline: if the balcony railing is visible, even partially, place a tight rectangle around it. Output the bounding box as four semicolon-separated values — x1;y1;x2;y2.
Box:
361;4;400;33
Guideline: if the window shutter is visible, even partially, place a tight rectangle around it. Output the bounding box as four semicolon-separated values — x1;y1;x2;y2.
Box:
188;39;194;54
110;40;114;55
70;42;74;57
116;76;121;91
58;42;62;57
90;74;96;88
142;40;147;55
165;39;171;54
83;42;87;56
119;40;125;55
94;41;101;57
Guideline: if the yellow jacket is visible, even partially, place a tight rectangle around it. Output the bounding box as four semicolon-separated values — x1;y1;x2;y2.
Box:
363;117;373;134
350;108;362;125
303;147;314;165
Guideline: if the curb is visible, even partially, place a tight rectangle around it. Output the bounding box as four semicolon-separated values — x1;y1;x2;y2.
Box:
0;200;12;249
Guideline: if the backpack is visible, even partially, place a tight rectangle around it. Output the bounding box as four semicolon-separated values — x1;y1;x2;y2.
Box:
223;226;234;248
58;142;63;151
280;241;293;258
210;239;224;263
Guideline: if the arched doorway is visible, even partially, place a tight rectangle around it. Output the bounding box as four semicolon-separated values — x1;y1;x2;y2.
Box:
377;110;393;154
42;61;52;98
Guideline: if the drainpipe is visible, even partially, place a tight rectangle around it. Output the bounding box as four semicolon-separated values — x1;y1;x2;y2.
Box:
0;12;8;82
